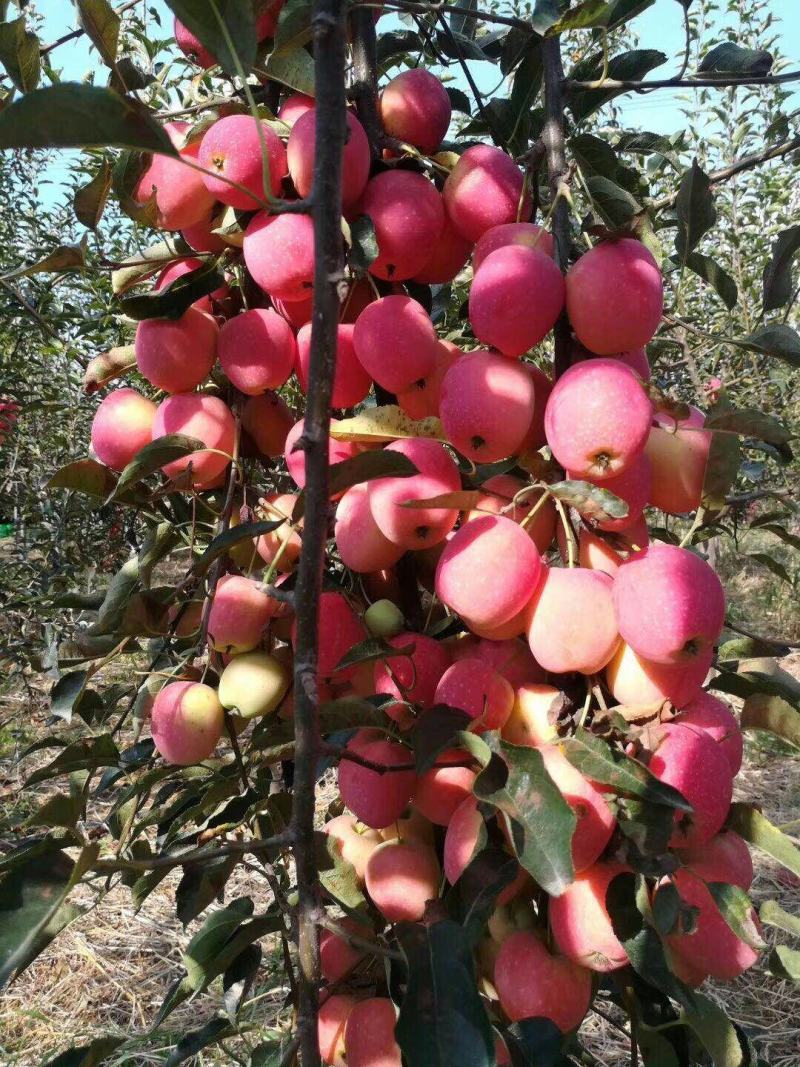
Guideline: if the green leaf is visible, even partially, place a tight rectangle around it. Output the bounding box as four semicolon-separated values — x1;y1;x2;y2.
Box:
435;28;487;62
762;225;800;312
76;0;121;68
138;521;177;590
26;735;121;786
192;519;285;576
706;405;792;450
0;845;99;986
376;29;423;65
446;847;517;947
602;0;656;30
551;478;631;522
446;87;472;114
120;260;225;321
51;671;90;723
567;49;667;123
707;883;765;949
396;920;495;1067
25;792;84;831
768;944;800;983
504;1019;569;1067
675;160;716;259
165;0;257;76
111;434;207;499
176;853;239;925
47;458;118;498
294;449;418;519
760;899;800;938
271;0;312;55
562;730;692;810
411;706;474;774
740;323;800;368
701;396;741;512
680;992;750;1067
741;693;800;748
510;42;543;139
164;1018;234;1067
349;214;379;272
569;133;620;179
223;942;262;1019
74;159;113;230
679;251;738;309
449;0;478;38
756;523;800;551
698;41;773;77
474;736;576;896
88;557;141;636
41;1037;125;1067
727;802;800;878
0;84;176;153
744;552;792;584
335;636;414;674
2;242;88;280
263;46;315;95
546;0;614;34
0;17;40;92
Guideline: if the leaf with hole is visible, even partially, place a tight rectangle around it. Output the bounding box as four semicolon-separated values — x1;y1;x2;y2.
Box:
548;479;630;523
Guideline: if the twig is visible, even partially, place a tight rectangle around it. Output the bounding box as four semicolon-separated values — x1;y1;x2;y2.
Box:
436;13;500;149
291;1;349;1063
566;69;800;93
0;277;63;342
40;0;139;56
541;36;572;381
93;829;293;872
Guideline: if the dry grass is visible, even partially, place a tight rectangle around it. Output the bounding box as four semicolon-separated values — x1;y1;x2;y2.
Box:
1;663;798;1067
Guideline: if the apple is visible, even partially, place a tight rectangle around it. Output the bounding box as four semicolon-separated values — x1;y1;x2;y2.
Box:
495;931;592;1031
566;238;663;354
218;650;290;718
443;144;529;242
364;839;441;921
218;308;296;395
91;388;156;472
199;115;287;209
151;681;224;765
135;307;218;394
357;170;445;280
352;294;439;393
380;68;451;153
549;862;631;972
526;566;619;674
151;393;235;487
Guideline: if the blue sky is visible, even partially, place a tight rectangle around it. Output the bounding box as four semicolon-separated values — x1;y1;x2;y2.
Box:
35;0;799;196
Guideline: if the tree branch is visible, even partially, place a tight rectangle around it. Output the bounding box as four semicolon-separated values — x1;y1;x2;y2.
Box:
654;137;800;210
541;36;572;381
92;830;293;873
292;0;349;1062
566;68;800;93
355;0;535;33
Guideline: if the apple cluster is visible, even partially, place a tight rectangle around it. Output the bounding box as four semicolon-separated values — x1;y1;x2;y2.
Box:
83;23;758;1061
